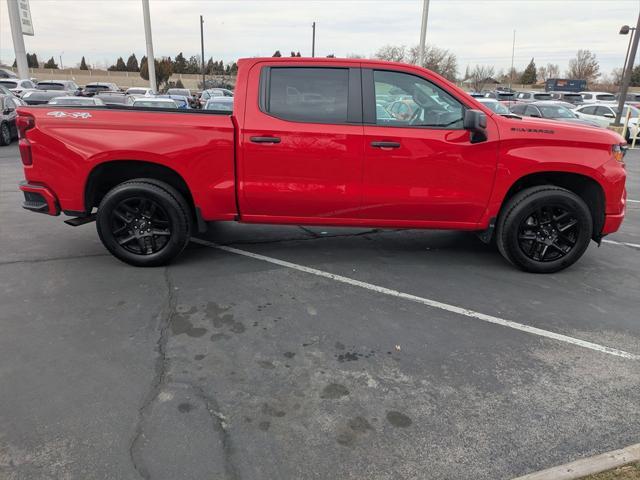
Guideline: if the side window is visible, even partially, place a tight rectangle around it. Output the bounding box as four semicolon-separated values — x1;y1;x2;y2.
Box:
524;105;541;117
373;70;464;128
510;104;525;115
595;106;613;117
265;67;349;123
582;94;592;100
580;106;596;115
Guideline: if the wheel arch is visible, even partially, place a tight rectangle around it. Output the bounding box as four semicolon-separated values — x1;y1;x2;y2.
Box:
500;171;605;240
85;160;196;220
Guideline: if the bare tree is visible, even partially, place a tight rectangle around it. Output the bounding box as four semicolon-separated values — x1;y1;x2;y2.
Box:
406;44;457;81
610;67;624;86
374;45;406;63
537;65;548;82
567;50;600;83
467;65;495;92
546;63;560;79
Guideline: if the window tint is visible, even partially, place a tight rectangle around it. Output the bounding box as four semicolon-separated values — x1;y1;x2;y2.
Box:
580;106;597;115
595;94;615;101
373;70;463;128
267;67;349;123
509;104;526;115
0;80;18;89
524;105;541;117
595;106;613;117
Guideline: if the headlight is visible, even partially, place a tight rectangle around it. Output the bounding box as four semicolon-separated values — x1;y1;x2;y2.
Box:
612;144;626;162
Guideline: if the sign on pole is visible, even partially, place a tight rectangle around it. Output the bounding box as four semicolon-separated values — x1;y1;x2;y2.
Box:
18;0;34;36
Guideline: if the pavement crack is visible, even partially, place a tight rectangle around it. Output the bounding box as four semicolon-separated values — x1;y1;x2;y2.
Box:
0;252;110;266
129;266;176;480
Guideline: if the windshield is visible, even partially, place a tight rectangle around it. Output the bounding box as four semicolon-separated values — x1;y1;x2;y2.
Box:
48;97;99;105
538;105;576;119
481;101;509;114
127;88;147;94
168;89;190;97
595;94;616;101
206;100;233;111
86;85;111;91
533;93;552;100
36;83;65;91
133;100;177;108
0;80;18;89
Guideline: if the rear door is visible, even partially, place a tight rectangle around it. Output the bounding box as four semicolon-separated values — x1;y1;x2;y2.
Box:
360;67;498;225
239;63;364;220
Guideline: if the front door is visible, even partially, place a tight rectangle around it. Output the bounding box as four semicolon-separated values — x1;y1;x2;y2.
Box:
361;67;498;226
239;64;364;221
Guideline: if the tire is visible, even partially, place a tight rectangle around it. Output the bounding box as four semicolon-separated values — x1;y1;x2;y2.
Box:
96;179;192;267
496;186;593;273
0;122;11;146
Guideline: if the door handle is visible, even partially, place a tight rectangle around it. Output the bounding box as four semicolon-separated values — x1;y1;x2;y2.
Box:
250;136;281;144
371;141;400;149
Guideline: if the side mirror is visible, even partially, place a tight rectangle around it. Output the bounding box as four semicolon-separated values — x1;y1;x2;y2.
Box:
463;109;487;143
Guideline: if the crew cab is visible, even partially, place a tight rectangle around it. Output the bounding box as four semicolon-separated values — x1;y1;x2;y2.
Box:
16;58;627;273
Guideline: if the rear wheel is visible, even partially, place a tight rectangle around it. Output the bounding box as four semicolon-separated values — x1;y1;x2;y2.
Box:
496;186;593;273
96;179;191;267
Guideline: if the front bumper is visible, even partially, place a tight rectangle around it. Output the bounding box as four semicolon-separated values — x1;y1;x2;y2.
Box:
19;181;60;216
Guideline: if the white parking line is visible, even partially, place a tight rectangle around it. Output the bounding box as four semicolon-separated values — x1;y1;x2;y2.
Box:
191;238;639;361
628;199;640;204
602;238;640;249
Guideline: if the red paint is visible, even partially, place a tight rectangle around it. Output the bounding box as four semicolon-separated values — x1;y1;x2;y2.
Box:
17;57;626;238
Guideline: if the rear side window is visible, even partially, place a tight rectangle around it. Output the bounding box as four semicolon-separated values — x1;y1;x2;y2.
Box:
596;94;615;101
580;106;597;115
265;67;349;123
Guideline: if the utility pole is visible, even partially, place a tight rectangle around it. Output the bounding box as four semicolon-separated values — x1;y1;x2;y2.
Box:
418;0;430;66
141;0;157;92
200;15;206;90
509;30;516;89
614;10;640;126
59;52;64;70
311;22;316;57
7;0;29;79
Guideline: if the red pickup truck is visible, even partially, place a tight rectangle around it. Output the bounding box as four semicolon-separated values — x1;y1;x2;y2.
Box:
17;57;626;273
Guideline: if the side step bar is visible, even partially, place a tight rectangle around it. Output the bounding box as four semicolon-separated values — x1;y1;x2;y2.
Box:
64;214;97;227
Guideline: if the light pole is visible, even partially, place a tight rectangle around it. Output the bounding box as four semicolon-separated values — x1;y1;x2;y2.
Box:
200;15;206;90
509;30;516;89
141;0;157;92
311;22;316;57
418;0;430;66
59;52;64;70
614;12;640;126
620;25;636;87
6;0;29;79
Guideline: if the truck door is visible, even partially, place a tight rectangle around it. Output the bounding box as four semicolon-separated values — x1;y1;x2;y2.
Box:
239;64;364;221
360;67;498;226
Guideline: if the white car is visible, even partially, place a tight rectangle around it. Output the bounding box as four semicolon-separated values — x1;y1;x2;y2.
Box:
47;96;105;106
126;87;154;97
132;97;177;109
476;98;510;115
578;91;617;104
0;78;36;96
574;104;639;142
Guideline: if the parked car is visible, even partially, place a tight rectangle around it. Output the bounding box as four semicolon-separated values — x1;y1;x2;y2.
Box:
82;82;120;97
95;92;135;106
48;96;105;106
126;87;153;97
166;88;197;108
476;98;510;114
579;91;616;104
509;101;600;127
548;91;584;106
204;96;234;112
16;57;627;273
619;92;640;108
484;91;516;102
0;78;36;97
574;104;639;142
0;68;18;79
468;92;485;98
198;88;234;107
131;97;178;109
514;91;553;103
0;84;16;97
156;94;190;109
1;94;25;146
21;80;81;105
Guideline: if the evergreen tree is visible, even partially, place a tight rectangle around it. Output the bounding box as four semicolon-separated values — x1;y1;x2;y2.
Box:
630;65;640;87
44;57;58;69
520;58;537;84
272;50;282;57
126;54;139;72
80;56;89;70
173;52;187;73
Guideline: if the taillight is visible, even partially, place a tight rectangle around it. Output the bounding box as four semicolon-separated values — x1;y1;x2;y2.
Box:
17;113;35;139
612;144;626;163
17;114;35;166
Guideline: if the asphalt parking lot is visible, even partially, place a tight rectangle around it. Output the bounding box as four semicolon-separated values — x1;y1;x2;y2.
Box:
1;144;639;480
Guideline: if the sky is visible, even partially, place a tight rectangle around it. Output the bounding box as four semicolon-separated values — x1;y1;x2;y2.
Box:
0;0;638;77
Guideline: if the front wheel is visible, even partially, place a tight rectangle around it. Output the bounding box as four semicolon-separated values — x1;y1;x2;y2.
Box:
496;186;593;273
96;179;191;267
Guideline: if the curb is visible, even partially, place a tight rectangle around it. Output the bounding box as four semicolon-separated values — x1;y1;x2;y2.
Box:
513;443;640;480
